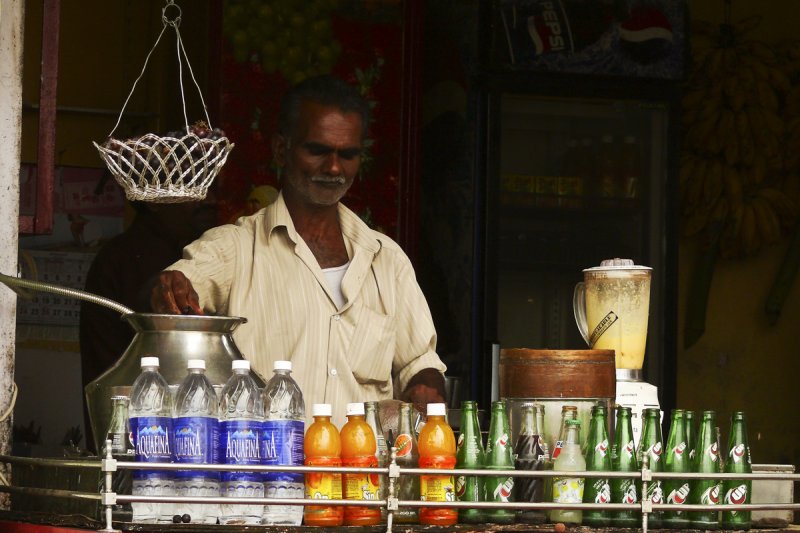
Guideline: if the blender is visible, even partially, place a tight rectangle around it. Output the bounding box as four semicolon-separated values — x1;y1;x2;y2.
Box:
573;258;659;446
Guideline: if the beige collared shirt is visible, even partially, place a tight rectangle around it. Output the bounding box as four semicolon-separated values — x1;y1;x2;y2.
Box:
168;192;446;425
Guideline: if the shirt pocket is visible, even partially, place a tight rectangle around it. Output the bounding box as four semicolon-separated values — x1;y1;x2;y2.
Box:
348;305;395;393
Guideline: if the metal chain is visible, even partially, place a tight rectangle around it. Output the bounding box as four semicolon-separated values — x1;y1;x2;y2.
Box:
106;0;211;139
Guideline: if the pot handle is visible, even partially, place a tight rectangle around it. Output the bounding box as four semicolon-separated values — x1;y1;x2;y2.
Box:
573;281;591;347
0;272;134;316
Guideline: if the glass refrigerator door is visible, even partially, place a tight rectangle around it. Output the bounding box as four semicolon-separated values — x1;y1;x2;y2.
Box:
491;93;670;389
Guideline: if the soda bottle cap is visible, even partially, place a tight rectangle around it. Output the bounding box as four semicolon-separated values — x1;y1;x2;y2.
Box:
140;356;159;368
232;359;250;371
273;360;292;371
312;404;332;417
427;403;446;416
346;402;365;416
187;359;205;370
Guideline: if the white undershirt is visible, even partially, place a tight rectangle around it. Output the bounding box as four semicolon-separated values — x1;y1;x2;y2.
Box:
322;261;350;309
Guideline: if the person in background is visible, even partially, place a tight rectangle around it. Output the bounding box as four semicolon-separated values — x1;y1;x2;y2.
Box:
150;75;447;424
79;197;217;452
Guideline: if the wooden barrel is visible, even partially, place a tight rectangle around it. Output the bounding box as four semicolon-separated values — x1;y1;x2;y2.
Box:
500;348;615;399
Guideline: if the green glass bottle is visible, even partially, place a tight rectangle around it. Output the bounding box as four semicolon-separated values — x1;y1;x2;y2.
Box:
663;409;690;528
513;402;547;524
690;410;721;530
721;411;752;531
455;400;485;524
582;403;611;527
483;400;515;524
610;406;639;527
637;408;664;529
685;410;697;462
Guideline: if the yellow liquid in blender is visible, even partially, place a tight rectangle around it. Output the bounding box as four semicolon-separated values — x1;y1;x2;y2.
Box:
585;276;650;370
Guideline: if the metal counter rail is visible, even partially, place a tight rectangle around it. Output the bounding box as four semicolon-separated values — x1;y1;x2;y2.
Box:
1;447;798;533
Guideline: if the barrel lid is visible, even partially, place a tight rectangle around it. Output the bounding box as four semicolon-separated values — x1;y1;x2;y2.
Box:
583;258;652;272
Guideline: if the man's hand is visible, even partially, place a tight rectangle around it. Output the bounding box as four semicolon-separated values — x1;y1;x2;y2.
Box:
149;271;204;315
401;368;446;415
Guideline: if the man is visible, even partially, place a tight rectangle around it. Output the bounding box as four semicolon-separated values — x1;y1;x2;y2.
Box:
150;75;446;424
80;197;217;451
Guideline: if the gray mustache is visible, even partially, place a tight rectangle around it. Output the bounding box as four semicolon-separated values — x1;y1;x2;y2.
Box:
311;175;346;185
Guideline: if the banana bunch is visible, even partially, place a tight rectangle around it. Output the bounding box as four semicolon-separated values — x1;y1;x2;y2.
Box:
681;20;795;257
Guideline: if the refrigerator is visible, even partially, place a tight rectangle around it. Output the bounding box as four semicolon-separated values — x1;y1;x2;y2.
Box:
467;0;687;411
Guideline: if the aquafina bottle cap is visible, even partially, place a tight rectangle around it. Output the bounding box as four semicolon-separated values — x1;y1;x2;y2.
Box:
231;359;251;371
187;359;205;370
273;360;292;371
346;402;365;416
312;403;332;417
140;356;159;368
427;403;446;416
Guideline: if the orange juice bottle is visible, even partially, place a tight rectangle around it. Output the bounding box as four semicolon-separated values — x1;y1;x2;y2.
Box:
418;402;458;525
303;403;344;526
340;402;381;525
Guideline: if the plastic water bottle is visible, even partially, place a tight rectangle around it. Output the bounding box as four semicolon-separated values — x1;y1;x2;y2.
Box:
219;359;264;525
173;359;219;524
128;356;174;523
261;360;305;525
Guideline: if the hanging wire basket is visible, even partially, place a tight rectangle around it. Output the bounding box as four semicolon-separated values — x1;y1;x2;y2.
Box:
93;1;233;203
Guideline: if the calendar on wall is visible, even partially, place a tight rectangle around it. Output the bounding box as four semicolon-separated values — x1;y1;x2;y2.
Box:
16;250;96;326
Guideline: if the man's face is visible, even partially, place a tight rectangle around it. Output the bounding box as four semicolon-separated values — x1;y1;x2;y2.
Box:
275;101;363;208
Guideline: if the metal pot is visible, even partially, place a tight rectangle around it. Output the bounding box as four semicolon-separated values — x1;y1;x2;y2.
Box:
0;273;260;454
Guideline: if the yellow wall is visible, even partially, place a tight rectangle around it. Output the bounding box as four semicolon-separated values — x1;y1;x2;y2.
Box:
681;1;800;467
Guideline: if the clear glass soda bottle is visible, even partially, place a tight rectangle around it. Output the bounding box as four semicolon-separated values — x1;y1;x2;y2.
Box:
637;408;664;529
456;400;484;524
261;360;305;525
218;359;264;525
173;359;219;524
514;402;547;524
690;410;721;530
104;394;133;522
551;419;585;525
663;408;690;529
393;402;420;524
610;406;639;528
365;401;388;522
582;403;611;527
128;356;174;523
721;411;752;531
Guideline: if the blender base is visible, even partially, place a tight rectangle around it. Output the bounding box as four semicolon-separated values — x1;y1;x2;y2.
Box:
615;379;660;449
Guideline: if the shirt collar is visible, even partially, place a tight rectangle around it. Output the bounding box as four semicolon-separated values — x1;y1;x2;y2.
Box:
264;191;382;255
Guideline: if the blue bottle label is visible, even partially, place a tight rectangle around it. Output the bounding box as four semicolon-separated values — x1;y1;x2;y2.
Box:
220;419;262;482
130;416;173;463
262;419;304;483
174;416;219;480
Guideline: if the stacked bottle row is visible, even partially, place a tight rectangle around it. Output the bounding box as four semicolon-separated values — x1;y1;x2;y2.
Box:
123;356;305;525
501;134;642;209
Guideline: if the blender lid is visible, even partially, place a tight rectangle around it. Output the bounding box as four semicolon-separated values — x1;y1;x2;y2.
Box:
583;257;652;272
